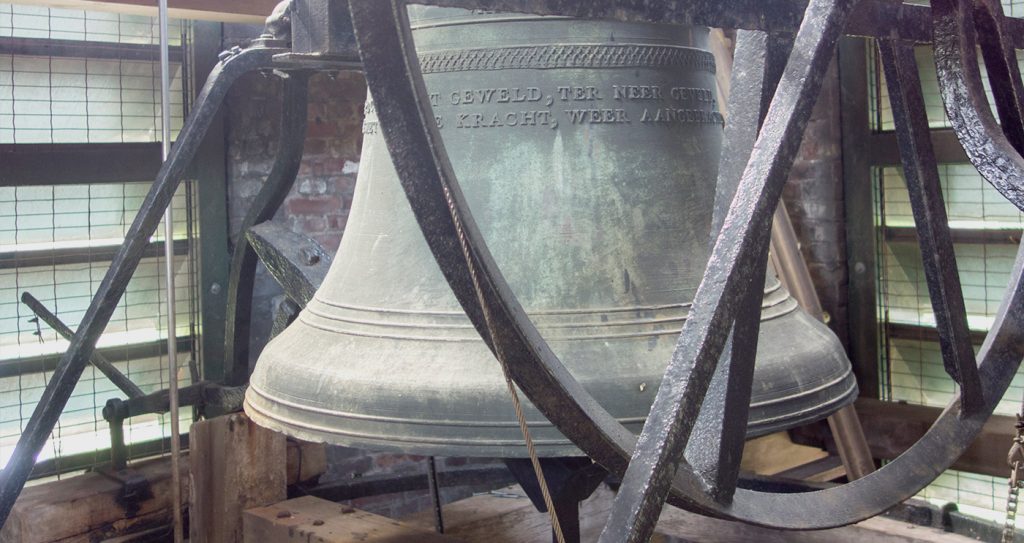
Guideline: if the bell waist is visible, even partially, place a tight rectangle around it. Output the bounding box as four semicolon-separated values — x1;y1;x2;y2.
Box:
299;282;798;342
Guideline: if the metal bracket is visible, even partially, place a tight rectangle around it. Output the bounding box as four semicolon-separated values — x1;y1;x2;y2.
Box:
97;468;154;519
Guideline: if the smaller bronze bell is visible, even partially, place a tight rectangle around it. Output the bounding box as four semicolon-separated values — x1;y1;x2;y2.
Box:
245;7;857;458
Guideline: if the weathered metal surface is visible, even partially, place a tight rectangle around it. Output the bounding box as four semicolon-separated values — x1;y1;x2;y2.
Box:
248;4;855;465
223;71;311;386
291;0;358;58
397;0;1024;45
104;382;247;424
11;0;1024;536
504;457;607;543
933;0;1024;211
690;29;792;506
244;221;332;308
973;0;1024;156
602;0;856;538
20;292;145;400
877;38;982;413
344;0;1024;534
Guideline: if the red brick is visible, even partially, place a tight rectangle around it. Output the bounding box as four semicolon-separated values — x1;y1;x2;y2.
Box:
307;119;341;138
326;214;348;230
296;216;327;233
288;196;342;216
305;138;328;156
313;233;342;253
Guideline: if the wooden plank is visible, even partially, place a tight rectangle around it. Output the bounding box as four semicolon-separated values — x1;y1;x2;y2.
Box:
189;413;287;543
0;455;187;543
7;0;278;23
403;485;979;543
243;496;455;543
856;398;1015;478
739;432;830;476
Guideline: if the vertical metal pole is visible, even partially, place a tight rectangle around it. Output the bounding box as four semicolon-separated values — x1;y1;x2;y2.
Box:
157;2;183;541
426;457;444;533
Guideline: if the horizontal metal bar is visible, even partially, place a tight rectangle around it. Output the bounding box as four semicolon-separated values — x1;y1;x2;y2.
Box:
0;36;183;62
104;381;245;421
0;143;162;186
884;226;1022;245
867;130;969;166
885;321;988;345
0;239;189;270
21;291;145;399
0;337;192;379
27;434;188;481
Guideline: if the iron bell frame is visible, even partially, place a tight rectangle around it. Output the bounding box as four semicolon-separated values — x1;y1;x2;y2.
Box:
3;0;1024;541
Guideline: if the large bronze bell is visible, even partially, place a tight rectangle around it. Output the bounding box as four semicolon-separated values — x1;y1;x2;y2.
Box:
245;8;857;457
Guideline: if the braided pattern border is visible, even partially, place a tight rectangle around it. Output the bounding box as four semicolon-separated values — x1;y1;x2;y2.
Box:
418;44;716;74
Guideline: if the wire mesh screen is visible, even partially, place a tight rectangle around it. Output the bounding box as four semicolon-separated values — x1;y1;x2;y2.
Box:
0;54;184;144
0;4;197;480
865;0;1024;519
874;164;1024;521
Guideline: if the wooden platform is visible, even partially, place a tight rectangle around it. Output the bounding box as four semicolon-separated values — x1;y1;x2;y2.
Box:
244;486;979;543
402;486;976;542
244;496;454;542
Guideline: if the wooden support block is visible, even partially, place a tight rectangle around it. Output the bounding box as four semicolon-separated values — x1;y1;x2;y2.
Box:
0;455;187;543
286;439;327;485
189;413;287;543
243;496;455;543
740;431;830;476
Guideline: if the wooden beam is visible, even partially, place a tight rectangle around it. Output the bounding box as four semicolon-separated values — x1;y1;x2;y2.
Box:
8;0;279;24
0;455;188;543
856;398;1014;478
189;413;287;543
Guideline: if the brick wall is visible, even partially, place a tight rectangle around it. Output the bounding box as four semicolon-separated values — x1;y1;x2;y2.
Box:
225;69;363;364
782;58;849;348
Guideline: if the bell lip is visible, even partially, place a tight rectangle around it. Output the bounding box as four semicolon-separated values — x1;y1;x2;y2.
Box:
244;368;858;458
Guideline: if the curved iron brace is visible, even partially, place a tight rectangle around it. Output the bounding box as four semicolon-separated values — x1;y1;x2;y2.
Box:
0;45;284;529
349;0;1024;532
932;0;1024;210
973;0;1024;155
223;70;312;387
